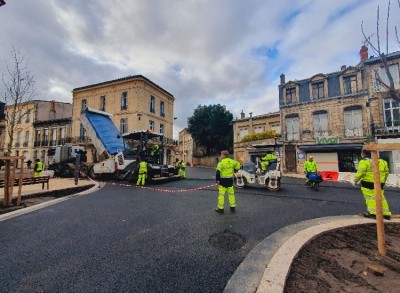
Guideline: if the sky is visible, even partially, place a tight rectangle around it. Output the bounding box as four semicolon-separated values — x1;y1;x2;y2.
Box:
1;0;400;139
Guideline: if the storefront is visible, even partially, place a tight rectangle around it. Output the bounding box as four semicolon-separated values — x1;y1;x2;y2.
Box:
297;143;363;172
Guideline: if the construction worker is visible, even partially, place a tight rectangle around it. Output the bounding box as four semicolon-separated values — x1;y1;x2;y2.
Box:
150;144;160;156
175;159;186;178
136;157;148;186
353;149;391;220
260;151;277;172
215;150;241;214
304;155;318;184
34;159;43;178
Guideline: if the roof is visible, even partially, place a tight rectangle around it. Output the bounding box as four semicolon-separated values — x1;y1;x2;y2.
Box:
72;75;174;99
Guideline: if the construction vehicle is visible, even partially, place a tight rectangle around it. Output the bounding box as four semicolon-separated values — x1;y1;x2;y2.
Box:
80;107;135;180
234;152;281;191
122;130;180;183
47;145;92;177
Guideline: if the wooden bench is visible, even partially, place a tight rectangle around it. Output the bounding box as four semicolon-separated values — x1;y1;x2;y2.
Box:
0;176;50;190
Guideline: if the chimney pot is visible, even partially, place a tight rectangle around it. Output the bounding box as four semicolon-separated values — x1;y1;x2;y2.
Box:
240;110;245;119
341;65;346;71
280;73;286;85
360;45;368;61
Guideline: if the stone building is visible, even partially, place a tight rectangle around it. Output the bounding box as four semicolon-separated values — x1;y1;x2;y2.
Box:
279;46;400;175
363;50;400;174
232;111;281;164
72;75;177;164
177;128;206;165
5;100;72;166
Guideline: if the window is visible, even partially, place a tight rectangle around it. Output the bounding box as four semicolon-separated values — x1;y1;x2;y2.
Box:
17;111;22;124
81;99;87;111
374;64;400;92
80;123;86;138
24;131;29;144
25;109;31;123
149;120;155;131
160;123;164;134
43;128;49;145
41;150;46;162
59;127;65;144
100;96;106;111
150;96;156;113
254;125;264;133
121;92;128;110
51;128;57;145
286;116;300;141
313;111;329;137
160;101;165;117
286;88;296;104
120;118;127;134
344;107;363;137
35;130;41;146
383;98;400;129
16;131;21;146
239;129;248;141
312;82;325;99
33;150;38;160
343;75;357;94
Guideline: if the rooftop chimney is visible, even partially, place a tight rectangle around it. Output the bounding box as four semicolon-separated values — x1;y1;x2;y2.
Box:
360;45;368;62
249;112;253;118
341;65;346;71
280;73;286;85
240;110;245;119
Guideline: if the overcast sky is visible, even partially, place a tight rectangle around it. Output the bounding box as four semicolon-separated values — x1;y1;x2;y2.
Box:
1;0;399;138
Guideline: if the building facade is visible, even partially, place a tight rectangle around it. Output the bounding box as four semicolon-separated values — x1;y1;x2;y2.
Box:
177;128;206;165
72;75;176;164
279;46;400;175
364;50;400;174
232;111;281;163
5;100;72;166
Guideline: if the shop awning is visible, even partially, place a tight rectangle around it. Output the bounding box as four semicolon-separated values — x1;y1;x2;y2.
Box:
298;143;363;151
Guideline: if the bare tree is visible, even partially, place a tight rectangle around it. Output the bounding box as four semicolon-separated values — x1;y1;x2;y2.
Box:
362;0;400;101
1;46;37;155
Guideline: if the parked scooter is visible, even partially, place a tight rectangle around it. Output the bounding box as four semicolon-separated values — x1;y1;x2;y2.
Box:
234;159;281;191
306;172;323;191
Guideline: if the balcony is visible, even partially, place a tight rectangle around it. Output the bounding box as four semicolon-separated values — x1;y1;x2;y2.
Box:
373;121;400;136
50;140;57;146
34;141;40;147
15;142;20;147
23;142;28;147
41;140;49;147
344;127;364;138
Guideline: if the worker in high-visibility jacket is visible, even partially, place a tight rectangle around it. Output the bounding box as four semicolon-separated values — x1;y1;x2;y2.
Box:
353;149;391;220
304;155;318;184
178;160;186;178
215;150;241;213
136;157;148;186
34;159;43;178
260;152;277;172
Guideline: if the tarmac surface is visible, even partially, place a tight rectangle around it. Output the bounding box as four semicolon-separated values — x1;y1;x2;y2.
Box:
1;167;399;292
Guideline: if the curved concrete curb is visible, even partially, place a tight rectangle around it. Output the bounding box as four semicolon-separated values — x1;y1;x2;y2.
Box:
0;181;101;222
224;215;400;293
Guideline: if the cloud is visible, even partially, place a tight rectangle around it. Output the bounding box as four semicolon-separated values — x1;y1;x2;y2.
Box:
0;0;398;139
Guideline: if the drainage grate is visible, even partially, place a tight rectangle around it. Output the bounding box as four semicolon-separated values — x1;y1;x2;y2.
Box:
208;230;246;251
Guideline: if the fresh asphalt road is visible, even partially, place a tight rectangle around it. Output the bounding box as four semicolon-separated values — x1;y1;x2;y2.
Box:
1;167;399;292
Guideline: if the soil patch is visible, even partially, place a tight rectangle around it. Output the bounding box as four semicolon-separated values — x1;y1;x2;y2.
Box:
0;184;95;215
285;223;400;292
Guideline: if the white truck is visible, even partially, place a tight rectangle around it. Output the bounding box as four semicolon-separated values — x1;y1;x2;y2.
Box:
47;145;92;177
80;107;136;180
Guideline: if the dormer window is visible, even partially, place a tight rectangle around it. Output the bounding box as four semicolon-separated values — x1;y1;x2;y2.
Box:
343;75;357;94
312;81;325;99
286;88;296;104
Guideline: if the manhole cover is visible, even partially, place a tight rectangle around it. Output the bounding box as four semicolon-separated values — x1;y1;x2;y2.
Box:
208;230;246;251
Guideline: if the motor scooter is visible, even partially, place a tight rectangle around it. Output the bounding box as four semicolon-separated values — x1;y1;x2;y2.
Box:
306;172;323;191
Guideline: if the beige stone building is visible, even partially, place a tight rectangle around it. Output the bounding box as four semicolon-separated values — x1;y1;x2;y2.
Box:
363;49;400;174
278;46;400;175
4;100;72;167
72;75;176;164
232;111;281;164
177;128;206;165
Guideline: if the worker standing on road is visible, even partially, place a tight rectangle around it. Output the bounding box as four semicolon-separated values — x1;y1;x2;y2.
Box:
304;155;318;184
260;151;277;173
136;157;148;186
34;159;43;178
215;150;241;214
353;149;391;220
177;159;186;178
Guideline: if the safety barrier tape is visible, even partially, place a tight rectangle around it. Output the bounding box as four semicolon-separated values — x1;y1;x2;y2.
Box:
78;171;218;193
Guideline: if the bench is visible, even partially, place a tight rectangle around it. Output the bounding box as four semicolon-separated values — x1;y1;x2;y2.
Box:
0;176;50;190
